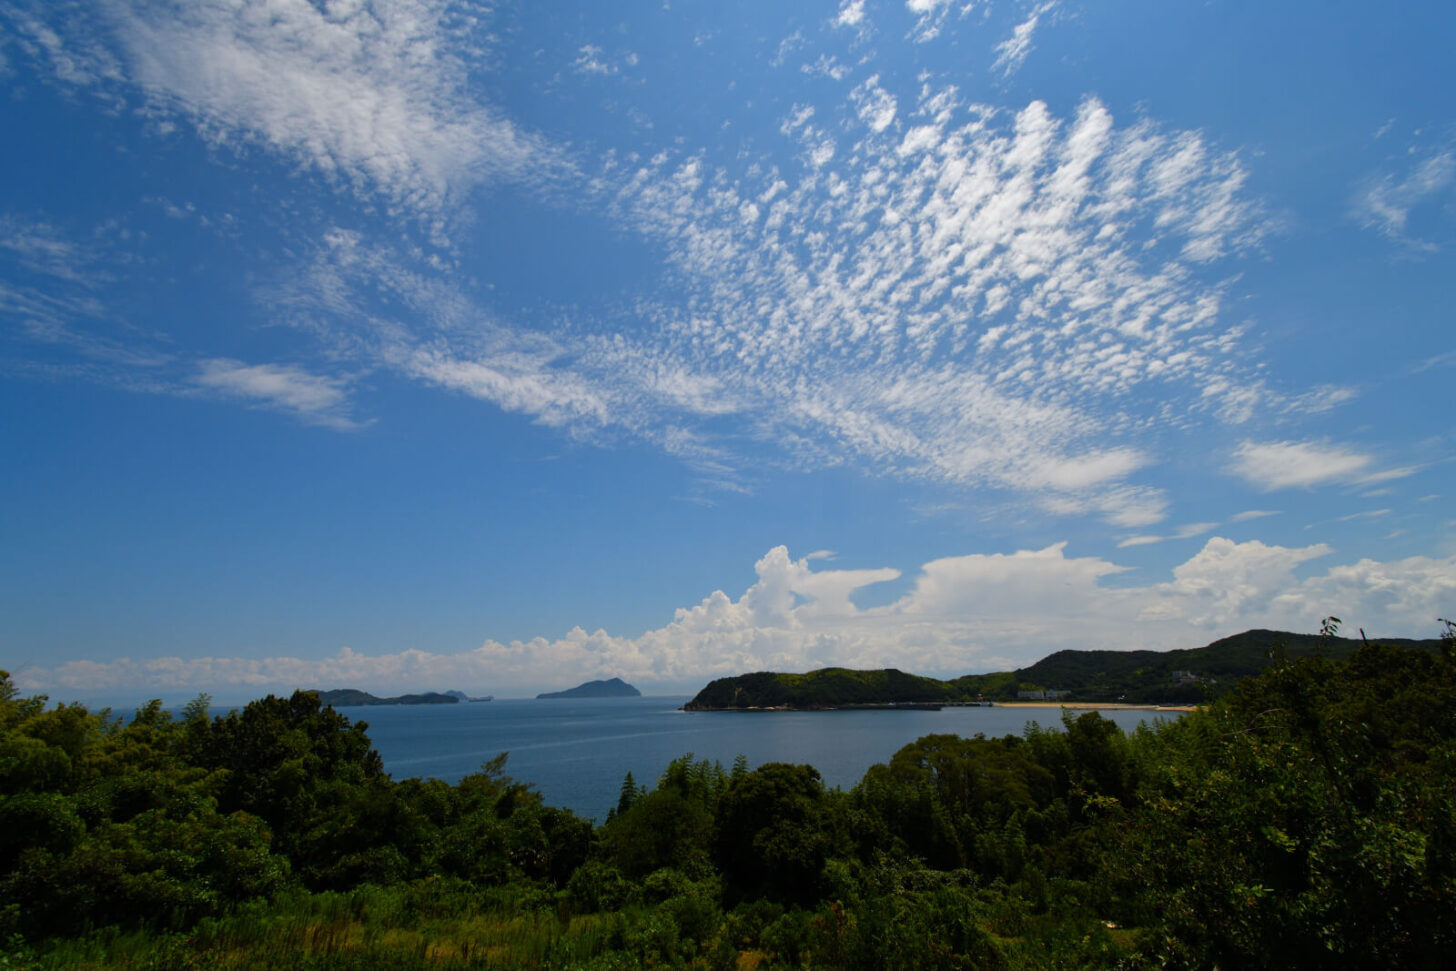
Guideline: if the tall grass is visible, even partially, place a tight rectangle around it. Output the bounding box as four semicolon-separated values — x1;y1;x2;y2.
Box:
16;883;630;970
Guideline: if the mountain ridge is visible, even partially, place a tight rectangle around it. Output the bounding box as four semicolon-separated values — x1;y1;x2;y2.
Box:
683;628;1447;710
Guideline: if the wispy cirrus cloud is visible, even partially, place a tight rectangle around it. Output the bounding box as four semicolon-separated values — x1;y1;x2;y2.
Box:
6;0;547;225
572;45;637;78
905;0;960;43
3;1;1298;529
1229;440;1414;491
1353;148;1455;249
992;2;1057;77
0;215;174;370
1116;521;1219;548
18;538;1456;697
587;85;1268;521
193;358;364;430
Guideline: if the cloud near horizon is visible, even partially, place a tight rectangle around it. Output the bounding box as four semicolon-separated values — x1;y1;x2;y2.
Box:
18;538;1455;700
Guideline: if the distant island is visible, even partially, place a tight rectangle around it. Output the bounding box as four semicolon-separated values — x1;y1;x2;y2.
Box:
537;677;641;699
683;628;1447;710
315;689;461;707
443;690;494;702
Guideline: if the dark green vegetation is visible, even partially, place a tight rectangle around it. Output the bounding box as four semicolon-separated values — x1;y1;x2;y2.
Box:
315;690;462;707
684;668;969;710
536;678;641;700
684;627;1447;708
3;621;1454;968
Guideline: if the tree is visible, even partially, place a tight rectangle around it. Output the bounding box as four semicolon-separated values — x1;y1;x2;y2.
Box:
716;763;837;903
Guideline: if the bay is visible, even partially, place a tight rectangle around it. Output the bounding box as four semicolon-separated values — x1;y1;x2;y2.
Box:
344;697;1178;822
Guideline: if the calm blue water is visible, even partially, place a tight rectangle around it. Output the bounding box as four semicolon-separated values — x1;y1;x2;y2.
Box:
341;698;1177;822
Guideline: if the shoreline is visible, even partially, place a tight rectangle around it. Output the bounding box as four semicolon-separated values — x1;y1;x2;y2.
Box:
996;702;1198;712
683;701;1198;713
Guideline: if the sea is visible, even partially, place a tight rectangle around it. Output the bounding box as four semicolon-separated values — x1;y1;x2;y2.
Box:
340;697;1179;822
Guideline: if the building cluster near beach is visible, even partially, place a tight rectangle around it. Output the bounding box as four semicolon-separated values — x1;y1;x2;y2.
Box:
1015;688;1071;701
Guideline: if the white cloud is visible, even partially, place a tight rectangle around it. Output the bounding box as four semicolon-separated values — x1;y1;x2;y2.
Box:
850;75;898;133
573;45;636;77
835;0;868;30
801;54;852;81
193;358;363;430
573;44;614;76
594;89;1266;519
992;3;1056;77
407;348;610;430
0;215;177;370
12;5;1280;525
0;215;94;282
905;0;957;42
1115;520;1217;547
24;0;545;221
19;538;1455;697
1354;149;1455;247
1231;509;1280;522
1139;537;1334;626
1230;440;1374;491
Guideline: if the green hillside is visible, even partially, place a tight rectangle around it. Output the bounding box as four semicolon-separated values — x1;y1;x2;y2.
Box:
684;667;962;709
1012;628;1445;703
684;628;1447;708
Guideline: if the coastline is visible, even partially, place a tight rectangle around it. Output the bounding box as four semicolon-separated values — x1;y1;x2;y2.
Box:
683;701;1198;713
996;701;1198;712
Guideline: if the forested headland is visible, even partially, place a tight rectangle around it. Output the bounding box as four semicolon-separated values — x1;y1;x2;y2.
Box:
682;627;1448;709
2;622;1453;968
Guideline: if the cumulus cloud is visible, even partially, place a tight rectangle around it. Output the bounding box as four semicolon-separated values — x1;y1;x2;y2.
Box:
19;538;1456;697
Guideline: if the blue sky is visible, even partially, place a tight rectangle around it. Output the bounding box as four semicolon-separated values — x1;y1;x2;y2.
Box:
2;0;1453;703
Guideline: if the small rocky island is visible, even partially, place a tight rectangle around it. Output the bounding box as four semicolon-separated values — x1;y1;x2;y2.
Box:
536;677;641;699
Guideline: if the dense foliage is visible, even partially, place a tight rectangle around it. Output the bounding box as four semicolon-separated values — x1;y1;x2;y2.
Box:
684;668;972;709
2;624;1453;968
684;628;1446;707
